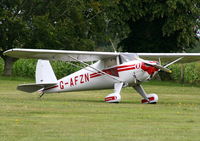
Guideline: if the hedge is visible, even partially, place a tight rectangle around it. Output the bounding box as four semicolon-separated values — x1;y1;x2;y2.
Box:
0;58;200;85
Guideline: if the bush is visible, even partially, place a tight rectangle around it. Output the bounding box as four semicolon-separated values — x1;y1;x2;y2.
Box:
51;61;80;79
1;58;200;85
12;59;37;78
0;58;4;75
12;59;80;79
169;62;200;85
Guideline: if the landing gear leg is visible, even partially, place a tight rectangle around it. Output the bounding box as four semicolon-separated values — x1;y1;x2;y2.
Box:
105;83;123;103
133;84;158;104
38;89;45;98
39;92;45;98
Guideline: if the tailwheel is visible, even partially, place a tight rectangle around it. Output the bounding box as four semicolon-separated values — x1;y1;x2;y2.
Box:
141;94;158;104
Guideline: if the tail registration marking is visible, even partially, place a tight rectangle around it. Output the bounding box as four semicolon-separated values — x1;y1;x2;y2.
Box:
59;73;90;89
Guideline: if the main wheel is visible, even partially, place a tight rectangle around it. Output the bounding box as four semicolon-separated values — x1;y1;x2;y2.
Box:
141;93;158;104
105;93;121;103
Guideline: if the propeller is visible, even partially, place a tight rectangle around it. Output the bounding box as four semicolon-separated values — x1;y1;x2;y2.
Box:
138;58;172;73
138;57;183;79
149;63;172;73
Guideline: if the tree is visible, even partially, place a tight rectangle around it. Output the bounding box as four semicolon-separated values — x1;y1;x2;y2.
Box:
0;0;30;76
2;0;198;76
119;17;180;52
0;0;112;76
115;0;200;53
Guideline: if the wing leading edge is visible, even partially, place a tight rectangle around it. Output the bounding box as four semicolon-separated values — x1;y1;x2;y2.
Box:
4;48;200;63
3;48;120;62
138;53;200;63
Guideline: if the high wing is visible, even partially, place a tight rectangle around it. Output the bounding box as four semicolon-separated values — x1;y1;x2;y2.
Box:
3;48;120;62
137;53;200;63
3;48;200;63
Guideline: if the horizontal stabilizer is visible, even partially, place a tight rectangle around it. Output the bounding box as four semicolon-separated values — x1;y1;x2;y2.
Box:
17;83;57;93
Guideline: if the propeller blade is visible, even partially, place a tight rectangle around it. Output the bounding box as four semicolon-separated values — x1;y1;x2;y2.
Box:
137;57;172;73
152;64;172;73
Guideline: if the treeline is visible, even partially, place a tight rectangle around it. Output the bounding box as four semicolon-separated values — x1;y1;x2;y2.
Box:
0;0;199;76
0;58;200;85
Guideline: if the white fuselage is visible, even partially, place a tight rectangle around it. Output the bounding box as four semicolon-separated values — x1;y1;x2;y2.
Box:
44;60;151;93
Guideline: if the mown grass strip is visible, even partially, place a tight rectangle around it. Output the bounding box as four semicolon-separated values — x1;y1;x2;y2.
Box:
0;79;200;141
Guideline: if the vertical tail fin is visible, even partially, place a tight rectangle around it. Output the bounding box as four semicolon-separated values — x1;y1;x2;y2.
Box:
17;60;57;93
36;60;57;84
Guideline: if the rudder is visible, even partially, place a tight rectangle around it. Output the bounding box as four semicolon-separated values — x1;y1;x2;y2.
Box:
36;59;57;84
17;60;57;93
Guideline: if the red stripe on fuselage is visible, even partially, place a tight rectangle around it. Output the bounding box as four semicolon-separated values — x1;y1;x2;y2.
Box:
90;65;137;78
116;65;135;69
117;67;135;72
44;85;58;91
90;73;101;78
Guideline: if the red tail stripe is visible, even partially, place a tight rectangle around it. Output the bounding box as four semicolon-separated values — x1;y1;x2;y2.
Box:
44;85;58;91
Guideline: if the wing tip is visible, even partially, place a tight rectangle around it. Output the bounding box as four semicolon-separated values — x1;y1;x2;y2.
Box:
3;48;19;56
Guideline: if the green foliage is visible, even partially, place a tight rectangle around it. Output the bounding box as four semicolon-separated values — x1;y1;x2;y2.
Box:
0;0;119;53
0;0;199;53
170;63;200;84
119;18;179;52
3;59;200;86
1;0;200;77
188;41;200;53
0;0;29;53
12;59;80;79
117;0;200;52
0;58;4;75
12;59;37;78
0;0;118;76
51;61;80;79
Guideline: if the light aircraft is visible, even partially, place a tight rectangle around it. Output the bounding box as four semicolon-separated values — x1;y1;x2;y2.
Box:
4;48;200;104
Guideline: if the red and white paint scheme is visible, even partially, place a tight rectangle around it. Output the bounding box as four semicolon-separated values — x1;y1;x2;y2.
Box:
4;49;200;104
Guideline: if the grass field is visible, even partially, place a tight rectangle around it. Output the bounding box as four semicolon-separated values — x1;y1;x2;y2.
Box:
0;77;200;141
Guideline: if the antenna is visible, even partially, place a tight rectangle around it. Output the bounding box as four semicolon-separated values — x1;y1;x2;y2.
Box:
109;39;120;65
109;39;117;53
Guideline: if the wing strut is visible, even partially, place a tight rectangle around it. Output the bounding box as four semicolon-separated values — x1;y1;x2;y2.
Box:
68;55;122;82
66;61;97;73
152;57;183;78
164;57;183;68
